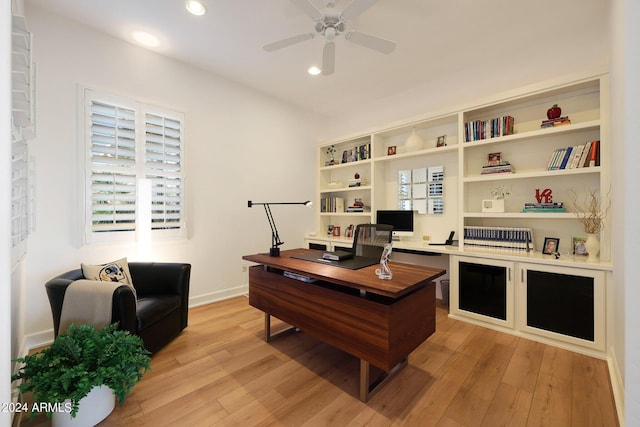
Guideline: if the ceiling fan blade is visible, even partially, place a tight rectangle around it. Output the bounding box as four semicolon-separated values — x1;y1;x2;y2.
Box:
345;31;396;54
341;0;379;20
290;0;323;21
321;42;335;75
263;33;314;52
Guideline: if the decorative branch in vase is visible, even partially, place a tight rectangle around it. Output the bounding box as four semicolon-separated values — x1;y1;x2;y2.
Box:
569;188;610;261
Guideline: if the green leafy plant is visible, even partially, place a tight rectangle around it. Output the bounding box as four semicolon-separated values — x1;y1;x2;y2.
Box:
12;323;151;419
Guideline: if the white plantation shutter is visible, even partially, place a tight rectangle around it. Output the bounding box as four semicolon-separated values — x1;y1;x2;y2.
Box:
84;89;185;242
11;135;29;261
88;100;137;233
145;113;183;230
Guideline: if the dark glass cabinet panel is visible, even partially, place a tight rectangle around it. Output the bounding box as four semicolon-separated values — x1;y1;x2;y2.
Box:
526;269;594;341
458;262;507;320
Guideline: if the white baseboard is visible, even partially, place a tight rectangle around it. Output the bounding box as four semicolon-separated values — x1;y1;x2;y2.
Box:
25;329;54;352
608;346;625;426
188;285;248;308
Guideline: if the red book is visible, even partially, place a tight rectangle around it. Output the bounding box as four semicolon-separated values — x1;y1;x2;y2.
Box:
589;140;599;167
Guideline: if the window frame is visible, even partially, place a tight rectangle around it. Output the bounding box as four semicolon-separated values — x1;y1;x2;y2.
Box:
81;88;186;245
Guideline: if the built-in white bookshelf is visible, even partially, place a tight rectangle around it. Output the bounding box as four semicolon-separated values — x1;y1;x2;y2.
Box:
308;73;611;357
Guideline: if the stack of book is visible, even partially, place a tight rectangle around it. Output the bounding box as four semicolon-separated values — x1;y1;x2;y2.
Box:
347;178;364;187
522;202;565;213
546;140;599;170
346;205;369;213
464;116;514;142
541;116;571;128
481;162;514;175
464;226;534;251
320;197;344;213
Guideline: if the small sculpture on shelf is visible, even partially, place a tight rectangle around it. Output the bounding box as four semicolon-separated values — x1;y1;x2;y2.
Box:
325;145;336;166
541;104;571;128
375;243;393;280
547;104;562;119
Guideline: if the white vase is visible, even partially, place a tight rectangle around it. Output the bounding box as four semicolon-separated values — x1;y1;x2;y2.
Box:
405;128;424;152
584;233;600;262
482;199;504;213
52;385;115;427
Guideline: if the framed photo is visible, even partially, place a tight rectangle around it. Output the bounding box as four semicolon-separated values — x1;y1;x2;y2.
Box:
488;152;501;166
542;237;560;255
341;150;349;163
387;145;397;155
573;236;588;256
436;135;447;147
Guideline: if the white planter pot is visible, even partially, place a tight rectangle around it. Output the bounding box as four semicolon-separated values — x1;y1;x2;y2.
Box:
482;199;504;213
52;385;115;427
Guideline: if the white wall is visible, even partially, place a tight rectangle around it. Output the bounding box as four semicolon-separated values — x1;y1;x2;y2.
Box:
611;0;640;422
21;3;323;343
2;0;14;423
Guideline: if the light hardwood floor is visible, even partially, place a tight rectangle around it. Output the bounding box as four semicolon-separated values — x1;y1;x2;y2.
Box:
15;296;619;426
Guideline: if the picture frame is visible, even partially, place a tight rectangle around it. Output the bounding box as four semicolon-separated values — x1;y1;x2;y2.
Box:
488;152;501;166
436;135;447;147
542;237;560;255
387;145;397;155
341;150;349;164
573;236;588;256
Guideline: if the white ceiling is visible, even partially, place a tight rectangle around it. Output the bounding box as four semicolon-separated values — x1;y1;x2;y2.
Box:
25;0;609;117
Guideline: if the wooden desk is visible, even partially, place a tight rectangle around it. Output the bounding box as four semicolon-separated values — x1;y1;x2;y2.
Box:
243;249;445;401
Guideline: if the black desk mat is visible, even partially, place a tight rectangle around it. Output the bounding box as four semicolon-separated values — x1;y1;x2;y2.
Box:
292;251;379;270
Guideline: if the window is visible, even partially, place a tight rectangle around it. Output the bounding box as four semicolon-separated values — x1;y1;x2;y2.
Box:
83;89;185;243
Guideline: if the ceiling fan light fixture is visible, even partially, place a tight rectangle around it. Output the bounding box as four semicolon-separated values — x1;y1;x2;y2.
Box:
186;0;207;16
308;66;322;76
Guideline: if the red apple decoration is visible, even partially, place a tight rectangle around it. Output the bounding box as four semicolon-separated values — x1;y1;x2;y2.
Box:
547;104;562;119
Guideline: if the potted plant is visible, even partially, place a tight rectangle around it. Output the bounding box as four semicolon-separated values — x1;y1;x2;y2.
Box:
482;184;511;213
569;188;609;261
12;323;151;425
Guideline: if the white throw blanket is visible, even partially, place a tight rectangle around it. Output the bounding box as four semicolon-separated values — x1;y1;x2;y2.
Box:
59;280;121;334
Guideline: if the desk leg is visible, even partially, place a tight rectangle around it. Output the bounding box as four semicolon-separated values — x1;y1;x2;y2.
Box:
359;358;408;402
264;313;298;343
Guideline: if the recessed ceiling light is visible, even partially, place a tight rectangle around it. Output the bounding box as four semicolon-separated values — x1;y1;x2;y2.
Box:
308;66;322;76
186;0;207;16
132;31;160;47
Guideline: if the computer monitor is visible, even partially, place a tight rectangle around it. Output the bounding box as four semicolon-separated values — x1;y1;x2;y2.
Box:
376;210;414;239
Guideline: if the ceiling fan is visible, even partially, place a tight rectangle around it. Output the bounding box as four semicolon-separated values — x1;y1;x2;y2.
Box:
264;0;396;75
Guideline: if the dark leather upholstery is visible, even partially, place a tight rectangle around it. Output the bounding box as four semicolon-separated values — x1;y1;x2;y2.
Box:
45;262;191;354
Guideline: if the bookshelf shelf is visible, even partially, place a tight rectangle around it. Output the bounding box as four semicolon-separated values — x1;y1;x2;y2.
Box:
464;166;601;182
320;158;372;171
319;212;371;217
320;185;372;194
464;212;579;219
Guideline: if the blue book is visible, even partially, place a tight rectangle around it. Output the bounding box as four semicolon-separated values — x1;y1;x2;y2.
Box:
559;146;573;169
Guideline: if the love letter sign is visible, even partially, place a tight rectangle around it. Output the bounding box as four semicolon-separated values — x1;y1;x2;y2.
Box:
535;188;553;203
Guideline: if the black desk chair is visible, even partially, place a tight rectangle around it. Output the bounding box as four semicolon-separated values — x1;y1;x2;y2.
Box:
353;224;393;259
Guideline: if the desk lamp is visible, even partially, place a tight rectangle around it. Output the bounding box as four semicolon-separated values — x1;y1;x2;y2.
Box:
248;200;312;256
